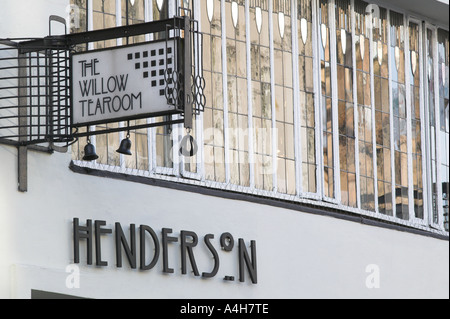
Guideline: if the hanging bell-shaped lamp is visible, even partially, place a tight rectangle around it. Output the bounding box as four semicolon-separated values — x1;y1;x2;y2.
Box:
83;140;99;161
117;134;132;156
179;132;198;157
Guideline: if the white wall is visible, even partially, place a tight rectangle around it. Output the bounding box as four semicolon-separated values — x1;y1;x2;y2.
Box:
0;0;68;38
0;144;448;299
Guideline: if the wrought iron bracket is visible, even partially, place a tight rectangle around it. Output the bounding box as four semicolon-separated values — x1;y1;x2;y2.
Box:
1;14;205;191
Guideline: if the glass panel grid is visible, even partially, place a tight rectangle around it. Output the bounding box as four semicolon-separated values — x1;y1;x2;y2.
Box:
319;0;334;198
225;0;250;187
274;1;296;195
355;0;375;211
409;21;424;219
336;0;357;207
202;0;226;183
250;0;273;191
438;29;449;231
298;0;317;194
374;8;393;216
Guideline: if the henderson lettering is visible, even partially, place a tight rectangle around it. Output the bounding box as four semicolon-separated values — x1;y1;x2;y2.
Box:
72;218;258;284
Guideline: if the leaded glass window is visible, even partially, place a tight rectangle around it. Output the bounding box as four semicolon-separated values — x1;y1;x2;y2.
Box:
298;0;317;194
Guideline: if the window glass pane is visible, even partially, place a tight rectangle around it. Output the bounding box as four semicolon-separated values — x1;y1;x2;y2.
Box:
409;22;424;219
390;10;408;220
251;0;273;191
320;0;334;198
438;29;449;231
357;0;376;211
374;7;392;215
299;0;316;193
336;0;356;207
202;0;226;182
226;0;250;187
427;28;439;222
274;0;295;195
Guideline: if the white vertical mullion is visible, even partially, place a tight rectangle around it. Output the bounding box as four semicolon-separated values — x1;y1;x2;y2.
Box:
329;0;340;202
145;0;153;173
351;0;361;209
179;0;203;181
194;0;205;180
117;0;125;169
433;27;444;229
171;0;180;177
369;9;379;213
87;0;96;158
87;0;94;48
245;0;255;189
405;15;414;221
221;0;231;184
313;0;324;199
387;9;396;218
269;0;278;192
291;0;303;195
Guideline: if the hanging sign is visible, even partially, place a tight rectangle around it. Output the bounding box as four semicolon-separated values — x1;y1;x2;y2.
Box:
71;41;176;127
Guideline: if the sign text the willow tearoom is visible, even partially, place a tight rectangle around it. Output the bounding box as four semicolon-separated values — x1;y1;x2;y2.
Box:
71;42;175;127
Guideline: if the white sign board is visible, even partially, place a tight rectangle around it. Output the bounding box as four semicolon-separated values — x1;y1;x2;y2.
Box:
71;41;176;127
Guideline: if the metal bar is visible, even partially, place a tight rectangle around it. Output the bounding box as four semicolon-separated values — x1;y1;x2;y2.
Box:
73;119;184;138
183;16;192;129
18;52;28;192
17;18;185;53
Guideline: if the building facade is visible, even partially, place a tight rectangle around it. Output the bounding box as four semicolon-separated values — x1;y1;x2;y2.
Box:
0;0;449;299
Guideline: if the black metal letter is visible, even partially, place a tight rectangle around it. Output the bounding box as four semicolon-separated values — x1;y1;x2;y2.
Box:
94;220;112;267
73;218;93;265
202;234;220;278
180;231;200;276
162;228;178;274
238;239;258;284
140;225;160;271
115;223;137;269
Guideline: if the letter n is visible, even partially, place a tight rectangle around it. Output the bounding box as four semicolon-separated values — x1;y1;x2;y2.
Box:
115;223;137;269
238;239;257;284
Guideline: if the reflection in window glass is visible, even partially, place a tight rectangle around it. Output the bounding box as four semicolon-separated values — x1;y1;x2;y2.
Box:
409;21;424;219
391;11;409;220
250;0;273;191
374;8;392;216
336;0;356;207
70;0;88;161
93;0;117;49
122;0;146;44
124;0;149;171
93;0;121;168
274;0;295;195
151;1;173;170
179;0;199;174
319;0;334;198
298;0;316;194
202;0;226;182
438;29;449;231
226;0;250;187
355;0;374;211
427;28;439;223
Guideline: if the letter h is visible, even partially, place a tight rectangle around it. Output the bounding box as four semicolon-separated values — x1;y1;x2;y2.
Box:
73;218;93;265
